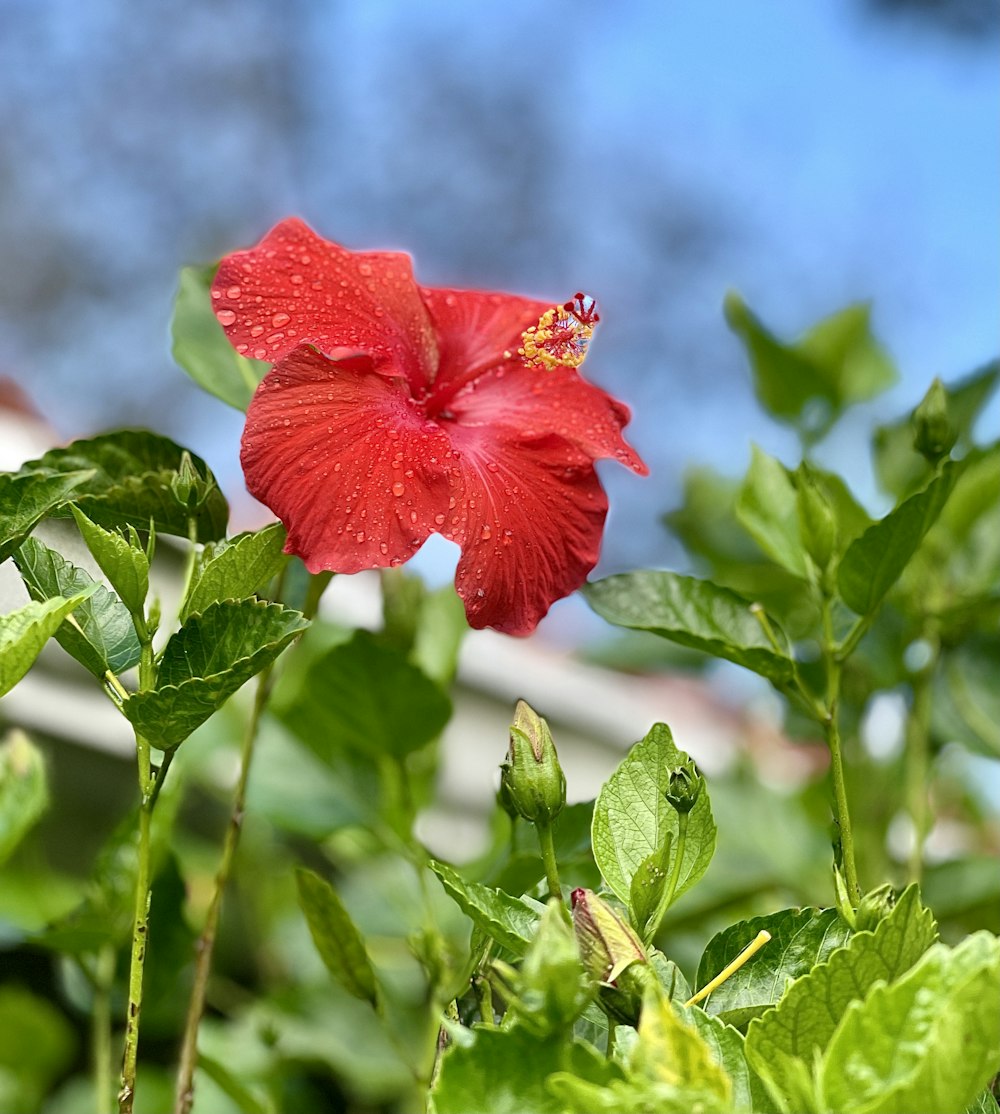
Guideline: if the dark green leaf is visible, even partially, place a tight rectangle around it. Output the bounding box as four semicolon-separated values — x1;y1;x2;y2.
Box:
819;933;1000;1114
14;536;141;677
295;867;378;1006
124;599;308;748
70;505;148;614
584;571;794;685
736;446;808;578
0;470;93;562
429;860;541;956
0;731;49;866
181;522;287;620
745;885;938;1105
0;591;94;697
19;430;229;541
695;907;851;1028
593;723;716;912
277;630;452;761
838;459;964;615
172;263;268;411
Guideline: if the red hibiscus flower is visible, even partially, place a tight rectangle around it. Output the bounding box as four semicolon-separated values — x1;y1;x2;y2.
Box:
212;218;646;635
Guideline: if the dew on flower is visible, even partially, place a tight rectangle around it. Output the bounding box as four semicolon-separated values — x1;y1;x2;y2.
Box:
217;309;236;326
250;325;265;337
272;312;290;327
392;481;405;496
226;284;242;299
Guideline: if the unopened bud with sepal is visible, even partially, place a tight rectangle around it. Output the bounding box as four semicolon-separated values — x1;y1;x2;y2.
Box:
912;378;956;463
170;451;212;511
665;760;704;814
499;700;566;825
855;883;896;932
570;888;651;1025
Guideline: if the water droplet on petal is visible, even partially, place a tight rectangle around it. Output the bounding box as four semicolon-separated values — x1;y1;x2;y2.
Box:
272;311;291;328
480;525;492;540
216;309;237;326
226;285;242;299
391;481;405;497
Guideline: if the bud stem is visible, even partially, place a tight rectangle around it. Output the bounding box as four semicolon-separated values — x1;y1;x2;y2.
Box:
657;811;688;922
536;820;562;903
685;930;771;1007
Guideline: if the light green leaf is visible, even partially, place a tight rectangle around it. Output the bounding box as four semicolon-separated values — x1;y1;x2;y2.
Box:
677;1003;772;1114
933;638;1000;758
0;470;94;562
584;572;794;685
181;522;287;620
0;985;77;1112
429;860;541;957
819;932;1000;1114
695;907;851;1028
0;731;49;866
19;430;229;541
295;867;378;1006
172;263;268;411
746;885;938;1105
736;446;808;578
725;294;896;437
592;723;716;910
0;592;94;697
70;505;148;615
14;536;142;677
123;599;308;748
838;458;963;615
433;1027;619;1114
967;1088;1000;1114
278;630;452;762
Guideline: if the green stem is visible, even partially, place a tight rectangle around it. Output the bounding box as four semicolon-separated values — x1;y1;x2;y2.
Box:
606;1021;617;1060
536;820;562;902
93;946;115;1114
173;664;275;1114
821;599;860;904
118;633;157;1114
905;633;939;884
472;975;495;1027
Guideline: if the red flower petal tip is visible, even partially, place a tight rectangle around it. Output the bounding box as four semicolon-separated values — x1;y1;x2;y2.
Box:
218;218;646;635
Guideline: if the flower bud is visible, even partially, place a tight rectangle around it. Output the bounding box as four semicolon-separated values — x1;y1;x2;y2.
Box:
912;378;956;463
796;465;837;572
855;883;896;932
499;701;566;824
170;451;210;510
571;888;651;1025
664;760;703;814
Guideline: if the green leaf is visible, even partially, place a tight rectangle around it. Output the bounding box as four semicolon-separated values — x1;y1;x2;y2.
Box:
123;599;308;748
181;522;287;620
933;638;1000;758
592;723;716;910
967;1088;1000;1114
838;459;964;615
0;470;94;562
434;1027;618;1114
0;985;77;1111
725;293;896;437
172;263;268;411
695;907;851;1028
736;446;808;578
873;360;998;498
819;932;1000;1114
745;885;938;1105
14;536;142;677
677;1004;771;1114
0;731;49;866
19;430;229;541
295;867;378;1006
278;630;452;761
429;860;541;957
0;592;94;697
70;505;148;614
583;572;794;685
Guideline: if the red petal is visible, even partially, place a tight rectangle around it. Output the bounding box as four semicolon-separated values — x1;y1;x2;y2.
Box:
449;362;648;475
214;218;439;393
442;424;609;635
419;286;550;401
240;344;458;573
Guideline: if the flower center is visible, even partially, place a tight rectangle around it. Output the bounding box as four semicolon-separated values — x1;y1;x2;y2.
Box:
518;293;599;371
